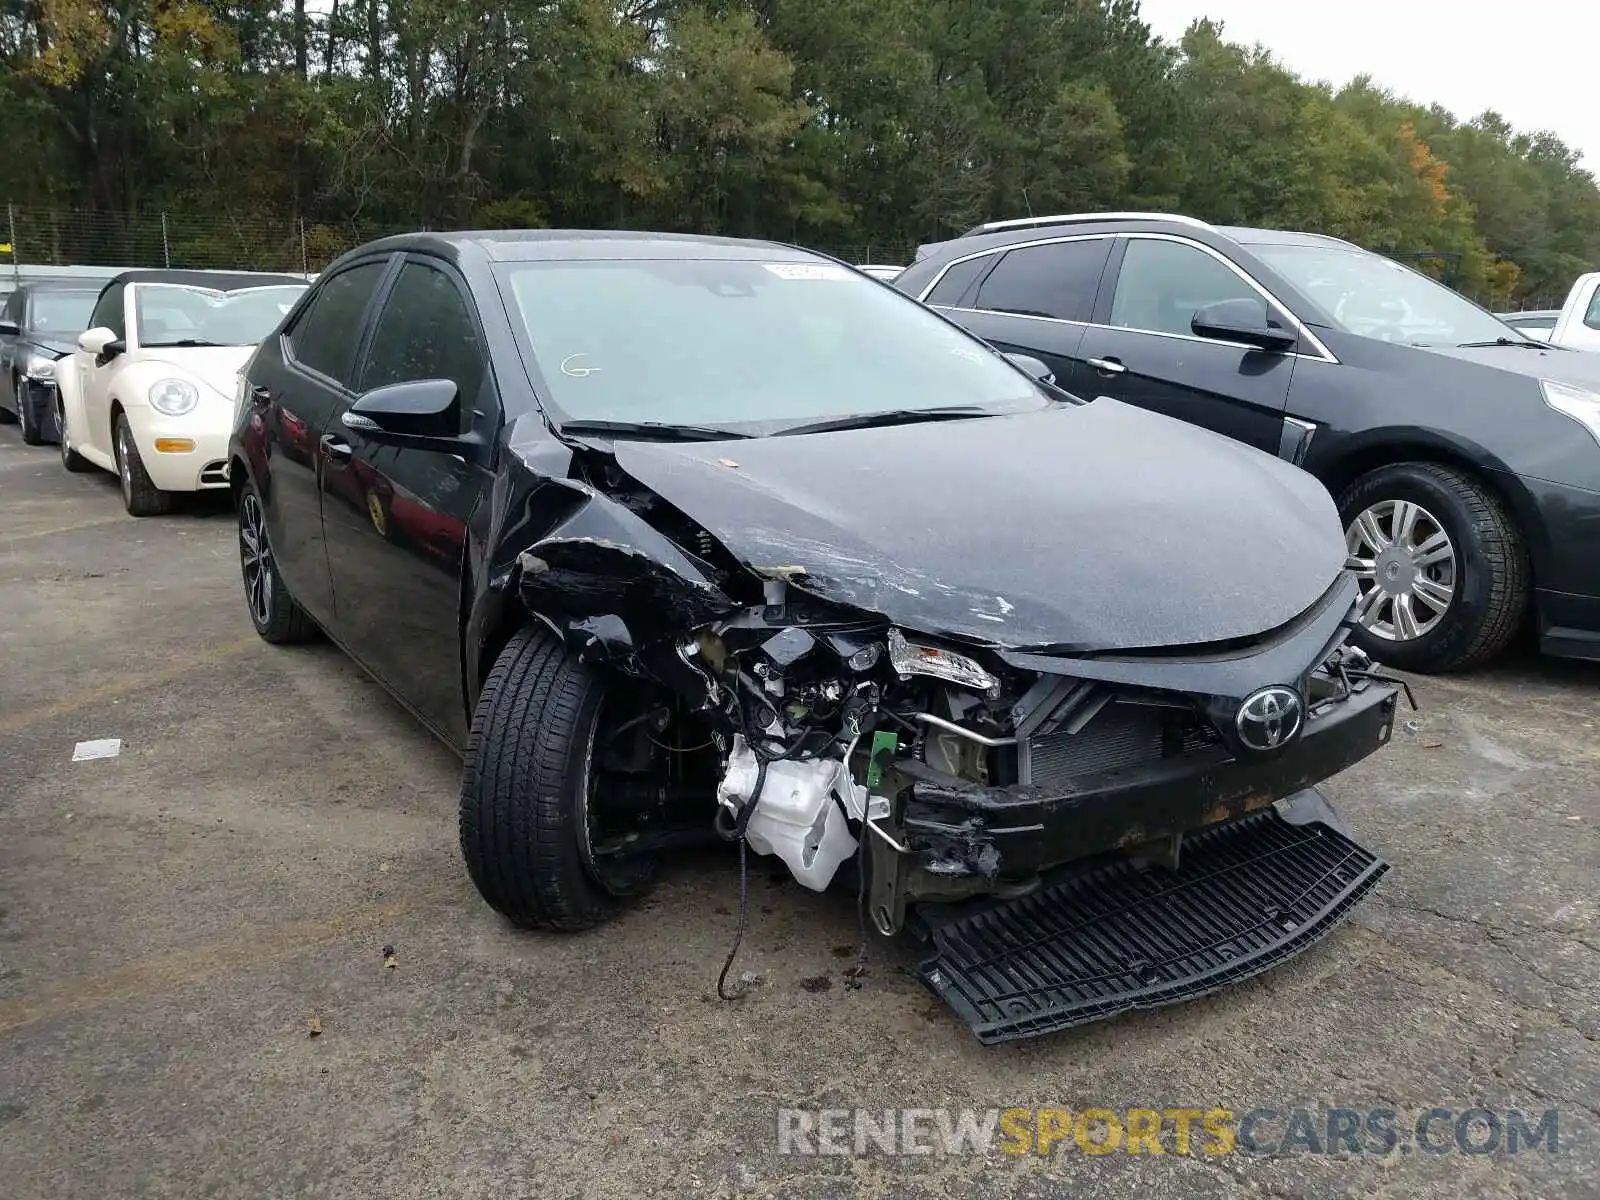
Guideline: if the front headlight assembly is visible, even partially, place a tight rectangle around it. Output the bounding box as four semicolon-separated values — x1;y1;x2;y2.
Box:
22;351;58;381
1541;379;1600;447
148;377;200;416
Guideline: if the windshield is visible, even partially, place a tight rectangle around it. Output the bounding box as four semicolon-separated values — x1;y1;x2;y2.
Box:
1250;243;1523;347
133;283;306;348
500;258;1043;433
28;290;98;334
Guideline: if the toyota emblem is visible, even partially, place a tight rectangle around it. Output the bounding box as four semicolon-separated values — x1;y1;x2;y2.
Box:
1235;686;1304;751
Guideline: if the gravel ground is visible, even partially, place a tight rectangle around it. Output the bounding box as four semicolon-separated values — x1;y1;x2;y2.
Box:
1;433;1596;1199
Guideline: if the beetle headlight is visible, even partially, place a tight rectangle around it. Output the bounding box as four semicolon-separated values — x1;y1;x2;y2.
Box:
1541;379;1600;447
149;377;200;416
22;351;58;381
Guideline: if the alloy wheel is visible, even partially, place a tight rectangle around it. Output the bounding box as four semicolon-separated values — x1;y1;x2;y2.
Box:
116;422;133;507
239;492;275;628
1345;499;1457;642
57;400;71;467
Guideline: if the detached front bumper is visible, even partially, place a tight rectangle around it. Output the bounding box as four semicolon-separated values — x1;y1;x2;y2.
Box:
899;679;1399;880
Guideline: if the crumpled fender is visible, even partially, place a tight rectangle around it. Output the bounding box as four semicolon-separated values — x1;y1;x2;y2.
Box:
513;490;735;633
464;434;736;701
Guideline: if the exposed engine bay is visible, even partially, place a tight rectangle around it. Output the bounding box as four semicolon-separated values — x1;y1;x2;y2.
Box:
500;440;1405;942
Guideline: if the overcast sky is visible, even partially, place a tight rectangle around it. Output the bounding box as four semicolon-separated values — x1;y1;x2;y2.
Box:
1136;0;1597;170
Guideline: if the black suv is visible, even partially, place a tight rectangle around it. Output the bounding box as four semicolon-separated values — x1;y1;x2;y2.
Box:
897;213;1600;672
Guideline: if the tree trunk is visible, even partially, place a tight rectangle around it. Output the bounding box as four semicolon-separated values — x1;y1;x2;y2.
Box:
294;0;309;79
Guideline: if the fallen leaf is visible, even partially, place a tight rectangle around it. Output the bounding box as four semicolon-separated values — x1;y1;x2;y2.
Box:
717;458;739;468
308;1016;322;1037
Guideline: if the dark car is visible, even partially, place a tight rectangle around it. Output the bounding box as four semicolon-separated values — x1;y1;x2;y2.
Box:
897;212;1600;672
0;280;103;444
229;230;1399;1042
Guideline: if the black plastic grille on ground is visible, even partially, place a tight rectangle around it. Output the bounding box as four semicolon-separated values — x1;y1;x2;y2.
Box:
917;811;1388;1044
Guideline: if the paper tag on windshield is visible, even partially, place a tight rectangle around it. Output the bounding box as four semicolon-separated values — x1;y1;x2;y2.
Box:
762;263;851;281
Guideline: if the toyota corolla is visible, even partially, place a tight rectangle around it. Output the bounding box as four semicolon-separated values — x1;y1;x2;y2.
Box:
229;231;1401;1042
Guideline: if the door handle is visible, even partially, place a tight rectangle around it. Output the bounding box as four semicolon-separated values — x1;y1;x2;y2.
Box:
319;434;353;464
1087;356;1127;375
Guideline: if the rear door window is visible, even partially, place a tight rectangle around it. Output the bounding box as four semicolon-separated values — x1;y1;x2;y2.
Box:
287;261;388;385
1108;238;1262;336
973;239;1111;322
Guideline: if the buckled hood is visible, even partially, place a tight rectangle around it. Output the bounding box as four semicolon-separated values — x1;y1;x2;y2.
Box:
612;398;1348;652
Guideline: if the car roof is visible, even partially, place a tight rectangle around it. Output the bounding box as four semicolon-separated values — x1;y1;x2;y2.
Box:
1214;225;1361;250
339;229;820;265
109;269;309;290
16;279;106;294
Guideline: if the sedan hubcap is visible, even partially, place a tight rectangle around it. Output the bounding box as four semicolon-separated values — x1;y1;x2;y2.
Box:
1345;499;1457;642
240;494;274;626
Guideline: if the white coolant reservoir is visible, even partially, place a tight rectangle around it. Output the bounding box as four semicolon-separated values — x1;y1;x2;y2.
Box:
716;736;859;891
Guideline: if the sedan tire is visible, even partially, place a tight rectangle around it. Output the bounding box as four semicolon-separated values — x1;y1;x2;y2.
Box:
17;381;44;446
459;629;655;932
238;481;317;644
1339;462;1527;672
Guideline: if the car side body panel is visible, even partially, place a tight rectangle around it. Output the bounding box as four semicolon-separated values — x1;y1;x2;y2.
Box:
900;217;1600;661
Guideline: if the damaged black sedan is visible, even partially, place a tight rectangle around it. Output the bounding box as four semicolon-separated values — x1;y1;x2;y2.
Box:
230;231;1401;1042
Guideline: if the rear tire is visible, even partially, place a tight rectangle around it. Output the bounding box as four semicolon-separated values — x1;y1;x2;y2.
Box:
459;628;655;931
238;481;317;644
1338;462;1527;672
115;412;175;517
57;397;92;472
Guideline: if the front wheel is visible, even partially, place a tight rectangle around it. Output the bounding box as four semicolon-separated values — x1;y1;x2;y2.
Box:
459;629;655;931
114;413;175;516
17;381;44;445
1339;462;1528;672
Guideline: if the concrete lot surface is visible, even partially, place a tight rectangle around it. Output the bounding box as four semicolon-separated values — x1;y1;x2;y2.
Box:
1;433;1597;1199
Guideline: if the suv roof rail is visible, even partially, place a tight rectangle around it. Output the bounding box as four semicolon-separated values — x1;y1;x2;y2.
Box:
963;212;1215;237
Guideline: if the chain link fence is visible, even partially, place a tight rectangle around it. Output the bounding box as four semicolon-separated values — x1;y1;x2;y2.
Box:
2;205;920;276
1;205;418;274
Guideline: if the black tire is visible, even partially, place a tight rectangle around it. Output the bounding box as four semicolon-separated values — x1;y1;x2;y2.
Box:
114;412;175;516
57;396;92;472
237;481;317;644
459;629;655;931
1338;462;1528;672
17;380;43;445
0;385;16;424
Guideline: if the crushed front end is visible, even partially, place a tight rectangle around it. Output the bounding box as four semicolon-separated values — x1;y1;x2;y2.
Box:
500;451;1400;1041
700;574;1398;1041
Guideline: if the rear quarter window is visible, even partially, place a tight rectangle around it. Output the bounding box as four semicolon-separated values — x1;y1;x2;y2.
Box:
924;256;992;307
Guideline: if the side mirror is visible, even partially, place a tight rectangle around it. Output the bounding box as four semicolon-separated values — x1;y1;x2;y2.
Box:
0;319;18;337
1002;351;1056;385
1191;299;1297;352
342;378;476;450
78;327;123;358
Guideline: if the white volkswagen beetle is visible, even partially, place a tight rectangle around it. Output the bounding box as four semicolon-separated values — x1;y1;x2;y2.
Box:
55;270;308;515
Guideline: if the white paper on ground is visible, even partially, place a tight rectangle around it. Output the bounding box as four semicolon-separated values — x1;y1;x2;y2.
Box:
71;738;122;762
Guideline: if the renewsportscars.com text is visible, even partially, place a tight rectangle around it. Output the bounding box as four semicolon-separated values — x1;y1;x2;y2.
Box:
776;1106;1560;1158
